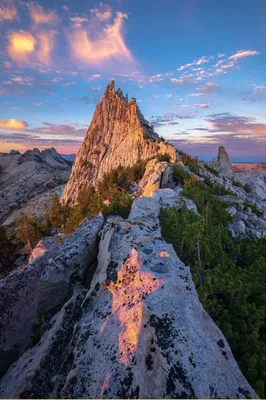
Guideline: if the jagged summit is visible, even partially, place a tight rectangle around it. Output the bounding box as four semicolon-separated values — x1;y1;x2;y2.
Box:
61;81;177;205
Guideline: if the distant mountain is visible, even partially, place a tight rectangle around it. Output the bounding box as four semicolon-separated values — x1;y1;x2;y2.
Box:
60;153;76;163
0;147;71;227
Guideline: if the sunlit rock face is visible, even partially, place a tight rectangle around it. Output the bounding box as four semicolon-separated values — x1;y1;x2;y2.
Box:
61;81;177;206
138;159;174;197
0;194;257;398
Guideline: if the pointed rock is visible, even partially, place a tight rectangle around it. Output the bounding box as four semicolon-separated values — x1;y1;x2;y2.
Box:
217;145;233;177
61;81;177;205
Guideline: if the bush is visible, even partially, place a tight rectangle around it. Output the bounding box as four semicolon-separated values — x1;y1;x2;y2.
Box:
178;150;199;174
172;165;190;185
204;163;219;176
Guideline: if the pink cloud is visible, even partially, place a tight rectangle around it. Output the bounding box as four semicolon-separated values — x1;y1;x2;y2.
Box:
28;3;58;25
67;12;133;70
171;77;190;84
229;49;260;60
0;2;17;21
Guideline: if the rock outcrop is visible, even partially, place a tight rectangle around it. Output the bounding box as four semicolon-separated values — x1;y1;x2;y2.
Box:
0;193;256;398
61;81;177;205
216;145;233;177
0;148;71;226
138;159;174;197
0;215;104;377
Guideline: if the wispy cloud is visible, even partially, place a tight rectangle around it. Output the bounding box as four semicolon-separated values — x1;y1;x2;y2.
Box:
188;82;218;97
0;1;17;21
28;3;58;25
177;55;213;71
229;49;260;61
149;111;194;127
67;12;134;70
90;3;112;21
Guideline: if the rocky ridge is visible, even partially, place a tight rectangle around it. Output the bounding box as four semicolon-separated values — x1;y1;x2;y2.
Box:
203;148;266;238
61;81;177;206
0;178;256;398
0;148;71;227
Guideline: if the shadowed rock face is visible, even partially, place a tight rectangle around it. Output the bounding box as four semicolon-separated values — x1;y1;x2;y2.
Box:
0;215;104;378
217;145;233;177
0;193;257;399
61;81;177;206
0;147;71;225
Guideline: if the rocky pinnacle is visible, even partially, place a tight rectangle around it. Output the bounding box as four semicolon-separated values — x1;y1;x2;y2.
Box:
217;145;233;177
61;81;177;205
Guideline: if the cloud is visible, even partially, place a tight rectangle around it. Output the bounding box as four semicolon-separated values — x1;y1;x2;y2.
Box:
205;113;266;136
149;72;172;83
0;2;17;21
7;30;56;67
67;12;133;69
33;122;86;137
177;55;213;71
0;119;28;130
60;82;75;87
28;3;58;24
11;76;34;86
70;16;89;28
63;96;98;104
90;6;112;21
229;49;260;61
171;77;190;84
189;82;218;97
149;112;194;127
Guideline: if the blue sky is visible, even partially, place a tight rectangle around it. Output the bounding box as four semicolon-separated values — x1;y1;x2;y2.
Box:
0;0;265;160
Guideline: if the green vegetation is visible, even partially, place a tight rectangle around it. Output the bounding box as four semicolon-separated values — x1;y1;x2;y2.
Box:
178;150;200;174
233;179;252;193
204;176;235;196
243;201;264;218
204;163;219;176
16;212;43;251
14;160;149;239
0;224;16;276
172;164;190;185
159;176;266;398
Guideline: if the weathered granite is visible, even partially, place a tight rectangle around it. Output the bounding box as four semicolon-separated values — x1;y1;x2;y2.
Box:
0;194;257;398
0;215;103;377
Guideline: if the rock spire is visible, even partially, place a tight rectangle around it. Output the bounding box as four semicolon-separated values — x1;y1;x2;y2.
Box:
61;81;177;205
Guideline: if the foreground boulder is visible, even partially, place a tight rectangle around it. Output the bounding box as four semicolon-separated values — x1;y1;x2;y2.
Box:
0;194;257;398
0;215;104;378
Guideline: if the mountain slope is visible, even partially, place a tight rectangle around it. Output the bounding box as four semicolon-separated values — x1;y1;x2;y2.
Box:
61;81;177;205
0;148;71;226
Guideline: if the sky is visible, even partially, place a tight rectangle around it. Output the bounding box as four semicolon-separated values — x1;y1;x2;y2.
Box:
0;0;266;161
